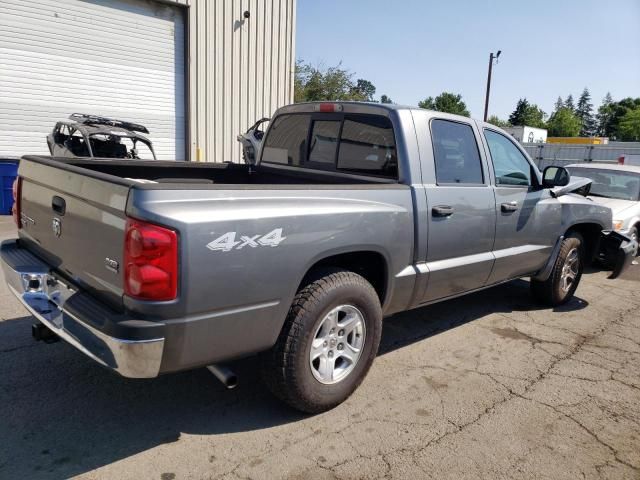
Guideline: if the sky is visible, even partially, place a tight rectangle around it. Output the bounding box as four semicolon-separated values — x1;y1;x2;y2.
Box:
295;0;640;120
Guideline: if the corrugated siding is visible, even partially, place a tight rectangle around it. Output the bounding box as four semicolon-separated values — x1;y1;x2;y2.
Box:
0;0;295;163
0;0;186;160
186;0;296;163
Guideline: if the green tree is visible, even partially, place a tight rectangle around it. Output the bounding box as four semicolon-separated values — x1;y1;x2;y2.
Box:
564;94;575;112
418;92;470;116
294;60;376;102
509;98;529;125
597;92;615;137
508;98;546;128
547;107;581;137
576;88;596;137
352;79;376;102
554;96;564;111
380;94;393;104
487;115;510;128
610;97;640;140
618;107;640;141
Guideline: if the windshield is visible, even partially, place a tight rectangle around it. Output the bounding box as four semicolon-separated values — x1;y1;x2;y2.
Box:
567;167;640;201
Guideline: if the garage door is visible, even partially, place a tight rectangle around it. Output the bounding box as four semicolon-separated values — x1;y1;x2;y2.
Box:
0;0;186;160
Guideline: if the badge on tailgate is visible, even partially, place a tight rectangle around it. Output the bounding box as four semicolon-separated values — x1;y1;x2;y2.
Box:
52;218;62;238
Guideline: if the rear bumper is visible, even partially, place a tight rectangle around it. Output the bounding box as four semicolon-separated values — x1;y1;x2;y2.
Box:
599;230;637;279
0;239;164;378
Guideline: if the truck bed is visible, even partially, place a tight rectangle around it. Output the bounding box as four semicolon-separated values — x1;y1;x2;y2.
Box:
14;154;414;372
31;156;391;187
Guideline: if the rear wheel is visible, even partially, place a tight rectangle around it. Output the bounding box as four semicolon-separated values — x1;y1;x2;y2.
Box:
262;269;382;413
531;233;584;306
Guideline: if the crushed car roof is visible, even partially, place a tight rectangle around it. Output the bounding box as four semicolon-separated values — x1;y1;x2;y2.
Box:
68;113;149;133
58;114;152;141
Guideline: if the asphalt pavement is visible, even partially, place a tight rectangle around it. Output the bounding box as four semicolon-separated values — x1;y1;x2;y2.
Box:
0;216;638;479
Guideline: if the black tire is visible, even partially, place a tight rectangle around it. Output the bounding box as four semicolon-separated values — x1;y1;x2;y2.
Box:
531;233;584;306
262;269;382;413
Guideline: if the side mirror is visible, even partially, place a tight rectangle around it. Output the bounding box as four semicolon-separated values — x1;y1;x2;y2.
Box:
542;166;570;188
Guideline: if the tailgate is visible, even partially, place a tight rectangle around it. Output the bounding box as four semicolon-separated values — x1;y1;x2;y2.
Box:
17;157;130;309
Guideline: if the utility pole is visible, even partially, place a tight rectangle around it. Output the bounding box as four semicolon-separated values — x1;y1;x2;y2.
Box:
483;50;501;122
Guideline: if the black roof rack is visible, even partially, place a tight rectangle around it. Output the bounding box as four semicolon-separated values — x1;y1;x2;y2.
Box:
68;113;150;134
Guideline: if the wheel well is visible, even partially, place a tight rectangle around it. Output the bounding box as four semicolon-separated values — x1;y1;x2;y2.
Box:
300;251;387;304
566;223;603;261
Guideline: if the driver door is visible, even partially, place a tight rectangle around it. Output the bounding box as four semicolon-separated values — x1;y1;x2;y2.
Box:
482;128;561;283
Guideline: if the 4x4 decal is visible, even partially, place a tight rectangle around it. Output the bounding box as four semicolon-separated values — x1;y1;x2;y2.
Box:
206;228;286;252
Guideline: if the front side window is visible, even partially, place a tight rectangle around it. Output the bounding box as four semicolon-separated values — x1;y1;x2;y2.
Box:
484;129;532;186
431;119;484;185
261;114;311;166
337;115;397;177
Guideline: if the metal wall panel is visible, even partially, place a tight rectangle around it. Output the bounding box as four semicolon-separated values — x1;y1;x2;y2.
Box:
0;0;186;160
522;143;640;166
186;0;296;163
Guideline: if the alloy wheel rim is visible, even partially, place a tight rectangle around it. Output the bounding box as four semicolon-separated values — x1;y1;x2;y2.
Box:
309;305;366;385
560;248;580;293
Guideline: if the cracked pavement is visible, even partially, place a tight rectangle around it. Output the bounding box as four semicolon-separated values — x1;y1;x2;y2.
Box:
0;217;638;480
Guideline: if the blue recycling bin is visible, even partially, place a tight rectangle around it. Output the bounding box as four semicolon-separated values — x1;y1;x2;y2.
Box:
1;158;19;215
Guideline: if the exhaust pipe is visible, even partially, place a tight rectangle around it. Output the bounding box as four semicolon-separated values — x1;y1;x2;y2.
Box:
207;364;238;389
32;322;59;343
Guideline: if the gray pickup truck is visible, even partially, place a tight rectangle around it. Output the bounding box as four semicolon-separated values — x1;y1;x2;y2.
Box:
2;102;636;413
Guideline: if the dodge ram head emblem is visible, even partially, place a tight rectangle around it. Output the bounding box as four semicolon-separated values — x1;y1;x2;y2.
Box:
52;218;62;238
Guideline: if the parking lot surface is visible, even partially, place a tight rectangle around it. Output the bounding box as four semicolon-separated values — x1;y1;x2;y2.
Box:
0;216;638;480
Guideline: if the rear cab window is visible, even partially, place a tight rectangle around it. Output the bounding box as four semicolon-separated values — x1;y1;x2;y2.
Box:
262;114;311;166
261;112;398;180
308;120;341;166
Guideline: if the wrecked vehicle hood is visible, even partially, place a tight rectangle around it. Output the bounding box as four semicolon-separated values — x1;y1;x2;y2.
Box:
550;176;592;198
584;196;639;217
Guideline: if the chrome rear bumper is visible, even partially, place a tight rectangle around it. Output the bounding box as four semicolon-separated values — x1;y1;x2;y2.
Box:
0;239;164;378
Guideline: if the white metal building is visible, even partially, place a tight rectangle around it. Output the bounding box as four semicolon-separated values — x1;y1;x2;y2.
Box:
503;125;547;144
0;0;296;162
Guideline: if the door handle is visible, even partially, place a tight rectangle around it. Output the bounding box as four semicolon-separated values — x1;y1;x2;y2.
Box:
52;196;66;216
501;201;518;213
432;205;454;217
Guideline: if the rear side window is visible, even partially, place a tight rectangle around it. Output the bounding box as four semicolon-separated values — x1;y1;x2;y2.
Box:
262;114;311;166
431;120;484;185
338;115;397;177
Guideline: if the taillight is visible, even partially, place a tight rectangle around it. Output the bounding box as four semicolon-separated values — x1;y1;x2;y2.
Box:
12;177;22;229
124;218;178;301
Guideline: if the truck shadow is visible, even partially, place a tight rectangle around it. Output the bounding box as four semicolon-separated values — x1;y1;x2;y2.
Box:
379;277;588;355
0;278;588;479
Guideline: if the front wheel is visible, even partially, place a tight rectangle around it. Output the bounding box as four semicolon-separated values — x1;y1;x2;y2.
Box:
531;234;584;306
261;269;382;413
